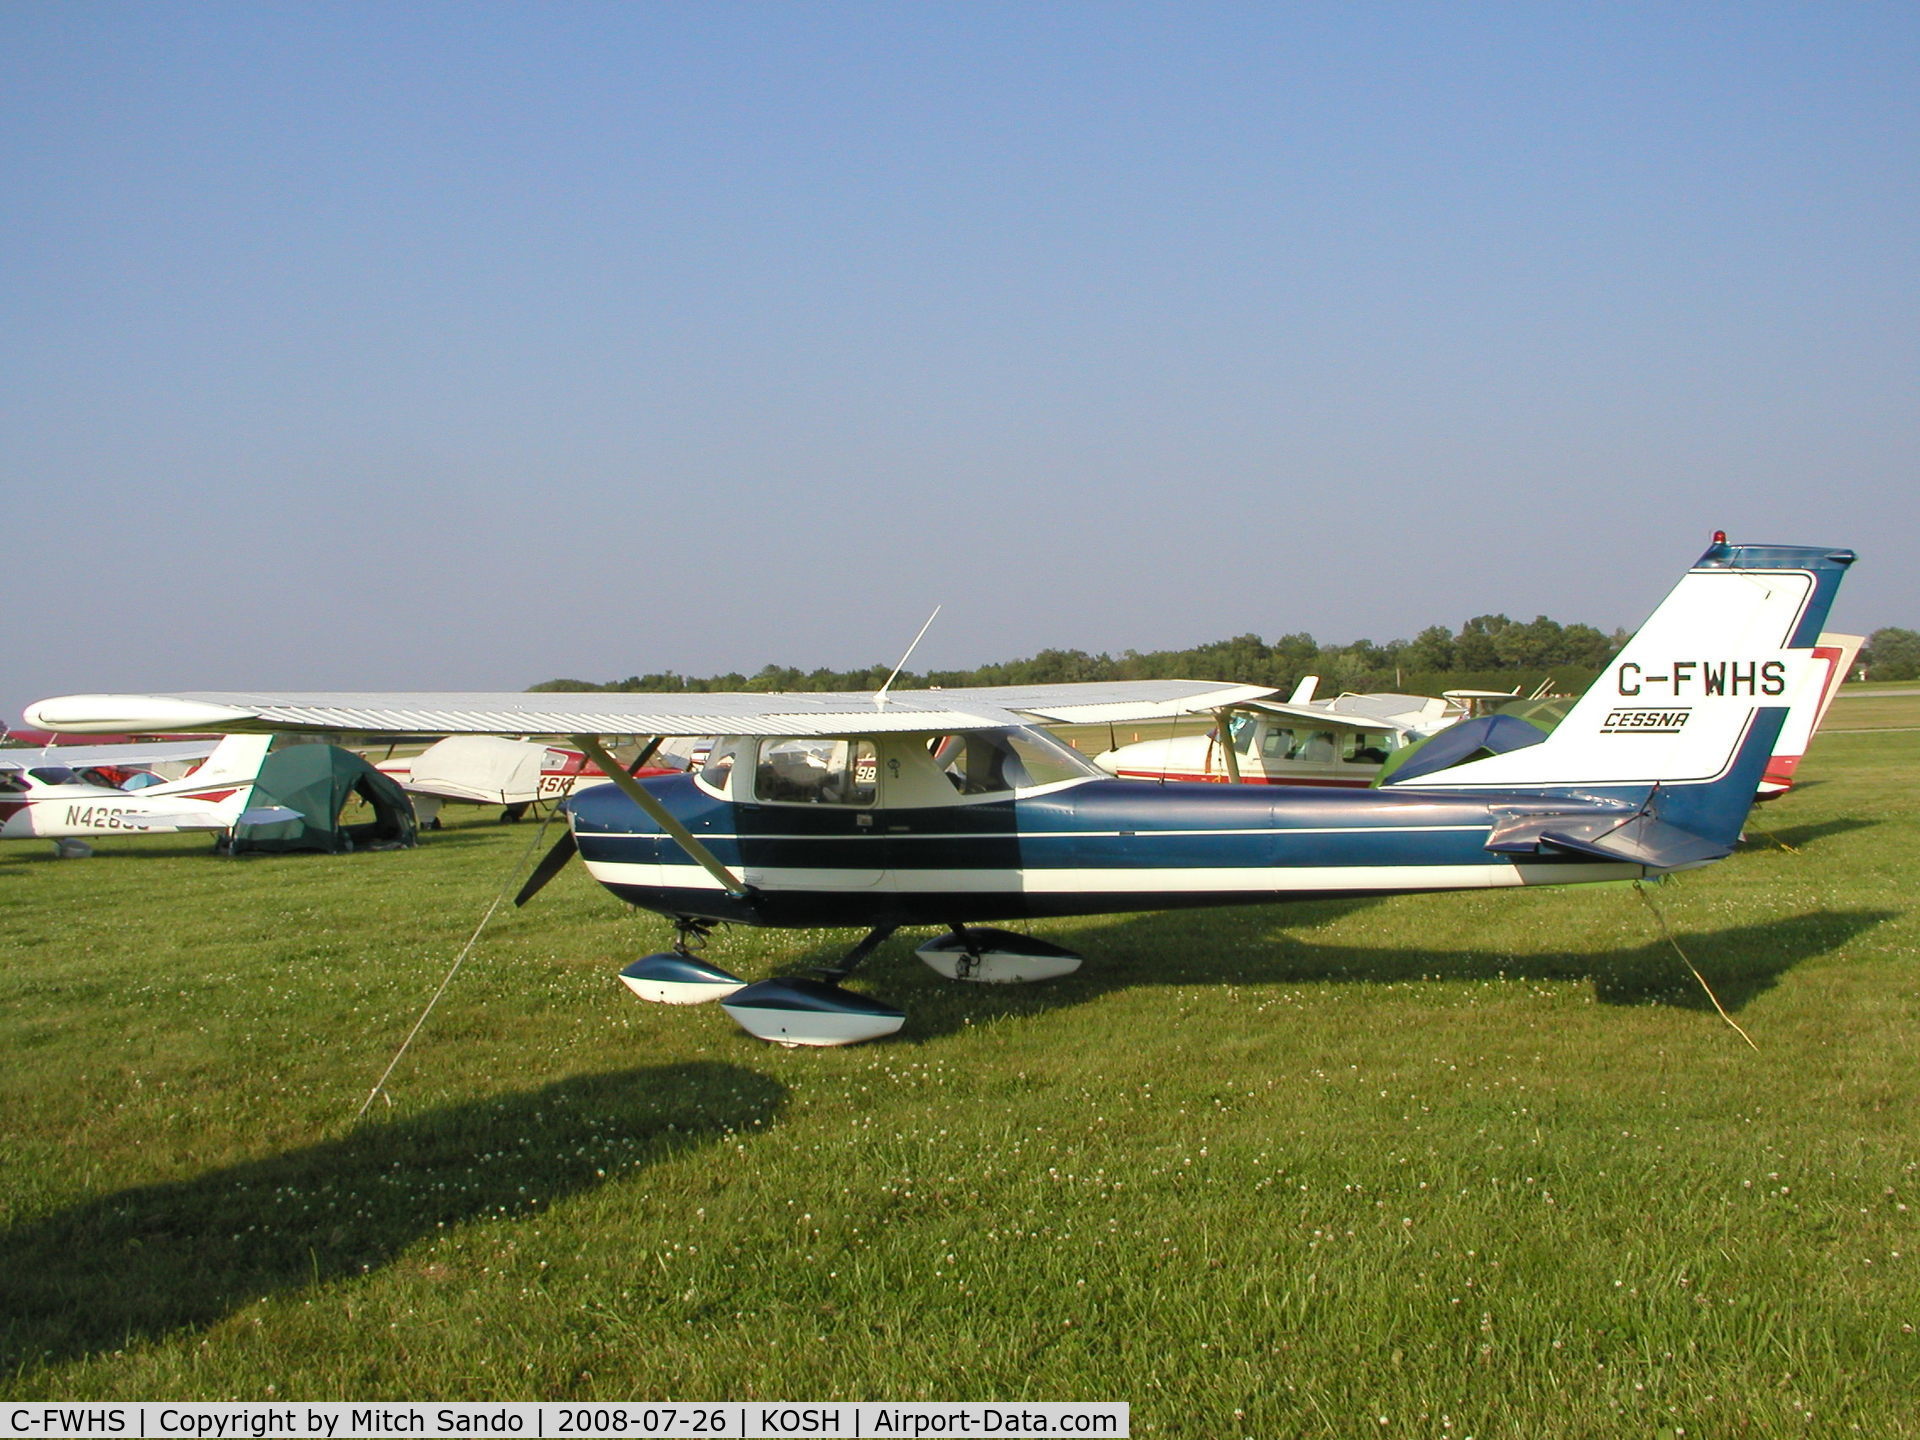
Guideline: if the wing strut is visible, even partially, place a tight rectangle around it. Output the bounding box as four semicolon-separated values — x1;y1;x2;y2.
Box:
570;734;751;897
1212;710;1243;783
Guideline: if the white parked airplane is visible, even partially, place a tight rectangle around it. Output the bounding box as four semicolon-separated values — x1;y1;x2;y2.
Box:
0;735;297;857
375;736;615;826
1092;678;1482;787
0;737;219;788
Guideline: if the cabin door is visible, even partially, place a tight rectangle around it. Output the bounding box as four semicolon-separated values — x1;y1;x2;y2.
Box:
733;737;887;890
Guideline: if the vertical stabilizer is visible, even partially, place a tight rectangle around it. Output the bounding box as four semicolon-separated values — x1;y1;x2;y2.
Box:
1760;632;1864;796
141;735;276;822
158;734;275;791
1386;537;1856;795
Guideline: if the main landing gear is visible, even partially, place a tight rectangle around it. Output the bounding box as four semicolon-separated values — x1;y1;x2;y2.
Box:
914;925;1084;984
616;919;1086;1048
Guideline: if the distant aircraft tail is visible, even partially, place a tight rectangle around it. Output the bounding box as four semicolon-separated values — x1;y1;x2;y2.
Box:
1759;631;1864;797
1386;535;1857;864
144;735;275;800
134;734;307;830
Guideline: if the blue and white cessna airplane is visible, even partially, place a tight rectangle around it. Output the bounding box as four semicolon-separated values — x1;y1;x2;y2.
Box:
26;535;1854;1047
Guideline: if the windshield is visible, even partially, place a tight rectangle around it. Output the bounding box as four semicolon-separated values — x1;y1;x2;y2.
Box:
697;737;747;796
933;726;1102;794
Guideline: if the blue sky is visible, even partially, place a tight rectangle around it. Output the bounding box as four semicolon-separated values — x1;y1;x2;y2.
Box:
4;2;1914;720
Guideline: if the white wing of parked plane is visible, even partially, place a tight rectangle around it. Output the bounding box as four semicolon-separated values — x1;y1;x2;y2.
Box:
25;682;1279;740
0;739;220;772
1231;695;1449;735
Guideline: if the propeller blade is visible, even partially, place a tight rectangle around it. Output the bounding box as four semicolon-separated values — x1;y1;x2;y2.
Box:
514;829;577;907
513;739;652;909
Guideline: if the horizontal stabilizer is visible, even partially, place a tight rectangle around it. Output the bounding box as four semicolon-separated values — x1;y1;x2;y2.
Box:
126;811;224;830
1486;808;1731;869
130;803;300;831
234;806;305;828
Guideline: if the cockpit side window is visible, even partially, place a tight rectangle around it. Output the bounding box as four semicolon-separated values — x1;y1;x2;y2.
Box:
1290;731;1337;763
1343;730;1394;764
754;738;878;806
30;767;80;785
0;768;27;793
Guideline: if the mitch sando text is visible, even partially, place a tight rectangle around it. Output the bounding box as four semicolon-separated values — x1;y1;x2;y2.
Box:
1;1405;1129;1438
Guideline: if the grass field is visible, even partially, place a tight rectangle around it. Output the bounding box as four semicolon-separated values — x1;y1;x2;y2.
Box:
3;709;1918;1435
1825;684;1920;734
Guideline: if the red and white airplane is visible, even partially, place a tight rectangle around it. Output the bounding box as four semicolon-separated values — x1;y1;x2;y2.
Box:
373;735;675;826
0;737;218;789
1758;633;1862;798
0;735;297;856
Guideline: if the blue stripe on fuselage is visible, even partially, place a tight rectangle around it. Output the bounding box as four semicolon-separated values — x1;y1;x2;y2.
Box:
567;773;1619;882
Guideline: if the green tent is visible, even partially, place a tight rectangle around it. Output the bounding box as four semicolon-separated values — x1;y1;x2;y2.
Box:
229;742;418;855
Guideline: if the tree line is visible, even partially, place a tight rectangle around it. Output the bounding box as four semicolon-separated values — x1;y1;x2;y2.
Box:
537;622;1918;696
532;612;1636;698
1862;627;1920;681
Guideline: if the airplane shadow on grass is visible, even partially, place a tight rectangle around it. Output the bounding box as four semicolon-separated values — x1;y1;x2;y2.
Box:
758;896;1898;1046
1740;816;1880;852
0;1062;785;1372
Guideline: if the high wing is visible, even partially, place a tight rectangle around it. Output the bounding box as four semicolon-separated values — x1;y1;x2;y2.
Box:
24;681;1278;740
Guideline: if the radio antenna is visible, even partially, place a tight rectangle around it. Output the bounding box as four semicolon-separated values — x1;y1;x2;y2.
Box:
876;606;942;707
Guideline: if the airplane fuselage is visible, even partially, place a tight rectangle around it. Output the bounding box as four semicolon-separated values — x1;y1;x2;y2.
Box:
569;773;1638;928
0;778;239;840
